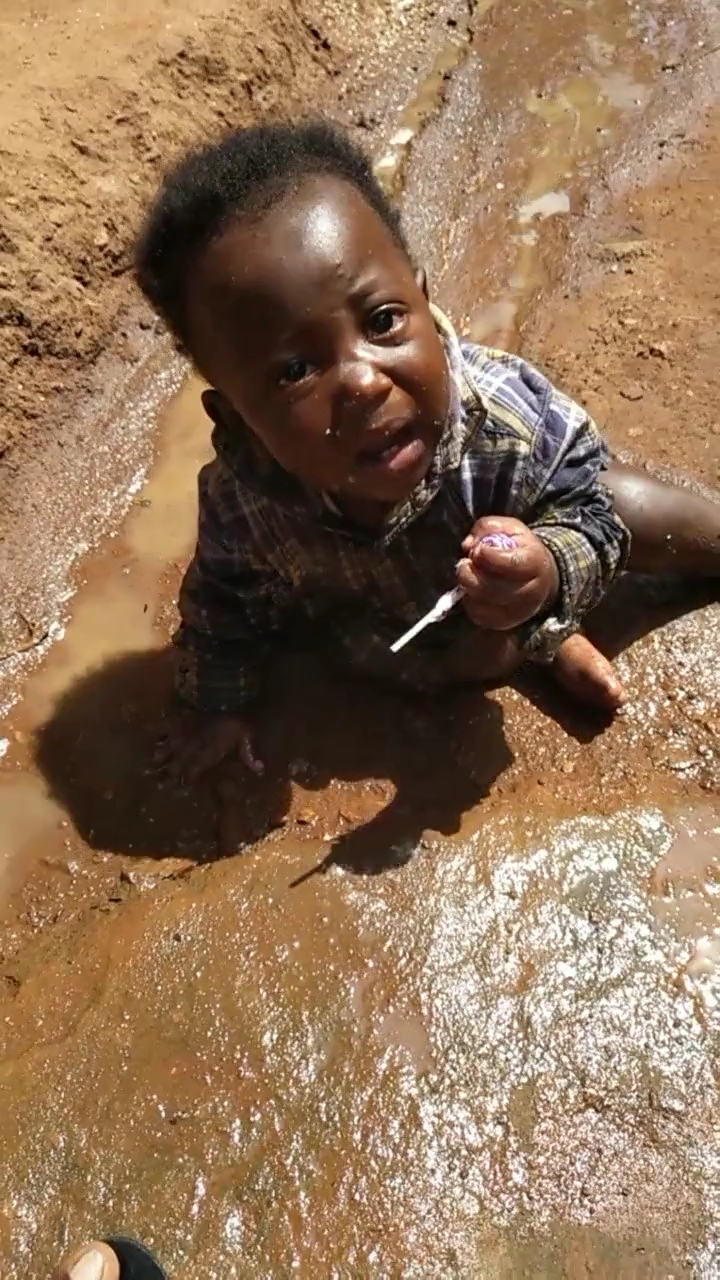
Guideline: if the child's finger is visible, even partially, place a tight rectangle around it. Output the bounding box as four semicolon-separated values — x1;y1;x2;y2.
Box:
214;776;242;856
466;538;534;580
456;557;530;599
182;738;228;784
239;733;265;776
461;517;527;553
458;561;550;628
456;557;485;595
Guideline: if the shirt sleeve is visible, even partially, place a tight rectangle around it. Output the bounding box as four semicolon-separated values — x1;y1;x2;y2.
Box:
517;369;630;658
174;463;294;713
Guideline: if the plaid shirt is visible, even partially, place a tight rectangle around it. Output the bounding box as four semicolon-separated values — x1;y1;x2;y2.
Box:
175;307;630;712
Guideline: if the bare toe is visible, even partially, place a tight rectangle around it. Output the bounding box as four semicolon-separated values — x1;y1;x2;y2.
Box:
53;1241;120;1280
552;633;627;712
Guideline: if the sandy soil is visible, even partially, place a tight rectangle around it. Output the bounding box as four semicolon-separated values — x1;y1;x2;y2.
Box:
533;114;720;491
1;0;345;454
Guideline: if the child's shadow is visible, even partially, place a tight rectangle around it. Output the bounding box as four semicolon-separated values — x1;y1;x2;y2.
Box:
34;576;714;877
33;646;513;877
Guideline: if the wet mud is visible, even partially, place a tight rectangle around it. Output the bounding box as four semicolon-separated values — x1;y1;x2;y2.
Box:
1;0;720;1276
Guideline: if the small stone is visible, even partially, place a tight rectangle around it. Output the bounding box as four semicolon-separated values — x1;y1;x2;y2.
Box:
648;342;669;359
620;382;644;402
296;808;317;826
601;238;651;262
120;856;193;889
168;1110;193;1125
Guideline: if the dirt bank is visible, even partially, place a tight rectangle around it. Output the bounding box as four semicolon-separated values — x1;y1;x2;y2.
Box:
0;0;468;664
0;0;465;460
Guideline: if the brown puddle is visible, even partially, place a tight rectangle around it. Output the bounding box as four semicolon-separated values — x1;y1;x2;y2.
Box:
402;0;694;349
374;35;472;197
470;56;653;347
373;1;502;199
1;0;720;1276
2;805;720;1275
0;374;209;895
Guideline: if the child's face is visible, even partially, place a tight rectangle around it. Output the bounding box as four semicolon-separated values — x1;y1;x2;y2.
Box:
185;176;450;510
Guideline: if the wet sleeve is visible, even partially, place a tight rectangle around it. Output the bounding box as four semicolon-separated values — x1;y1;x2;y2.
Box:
173;470;294;713
519;374;631;659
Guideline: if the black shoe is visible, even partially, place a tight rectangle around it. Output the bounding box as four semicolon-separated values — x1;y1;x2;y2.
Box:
103;1238;168;1279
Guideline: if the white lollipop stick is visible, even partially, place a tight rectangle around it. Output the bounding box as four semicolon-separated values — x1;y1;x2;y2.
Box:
390;586;465;653
389;532;519;655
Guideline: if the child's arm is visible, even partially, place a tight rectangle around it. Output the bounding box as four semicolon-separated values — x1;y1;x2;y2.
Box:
461;349;631;657
519;382;630;656
175;540;291;715
169;462;294;777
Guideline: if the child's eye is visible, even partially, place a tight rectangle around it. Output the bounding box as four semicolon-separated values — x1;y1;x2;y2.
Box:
367;306;405;339
277;357;313;386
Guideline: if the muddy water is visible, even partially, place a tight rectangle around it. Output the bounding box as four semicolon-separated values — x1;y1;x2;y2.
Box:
2;804;720;1275
0;376;208;896
402;0;696;348
1;1;720;1276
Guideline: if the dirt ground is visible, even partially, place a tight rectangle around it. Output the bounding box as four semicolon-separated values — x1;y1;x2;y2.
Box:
1;0;720;1275
534;117;720;490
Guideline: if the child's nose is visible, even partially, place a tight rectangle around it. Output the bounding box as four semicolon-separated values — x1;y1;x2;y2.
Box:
336;357;392;405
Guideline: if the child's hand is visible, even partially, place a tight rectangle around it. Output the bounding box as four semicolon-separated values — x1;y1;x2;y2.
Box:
456;516;559;631
155;709;264;783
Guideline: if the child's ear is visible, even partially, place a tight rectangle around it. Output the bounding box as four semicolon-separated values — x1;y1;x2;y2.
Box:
201;388;241;429
415;267;429;298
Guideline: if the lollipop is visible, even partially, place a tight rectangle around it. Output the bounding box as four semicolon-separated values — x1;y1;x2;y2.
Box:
476;532;518;552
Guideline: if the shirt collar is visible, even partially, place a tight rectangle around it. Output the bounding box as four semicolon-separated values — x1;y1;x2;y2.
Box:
368;306;485;539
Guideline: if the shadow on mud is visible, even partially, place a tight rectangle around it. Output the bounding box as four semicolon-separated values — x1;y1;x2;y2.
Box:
33;574;712;875
32;645;514;875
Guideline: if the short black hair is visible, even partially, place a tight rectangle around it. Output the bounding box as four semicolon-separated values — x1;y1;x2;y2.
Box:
135;119;409;353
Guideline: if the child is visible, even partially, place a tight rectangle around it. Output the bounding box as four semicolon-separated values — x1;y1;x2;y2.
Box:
135;122;720;779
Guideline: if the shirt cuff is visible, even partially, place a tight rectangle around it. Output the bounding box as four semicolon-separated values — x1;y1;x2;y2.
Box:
520;527;595;662
175;649;263;713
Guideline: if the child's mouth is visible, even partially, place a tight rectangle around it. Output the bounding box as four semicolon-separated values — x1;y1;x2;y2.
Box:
355;424;426;474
